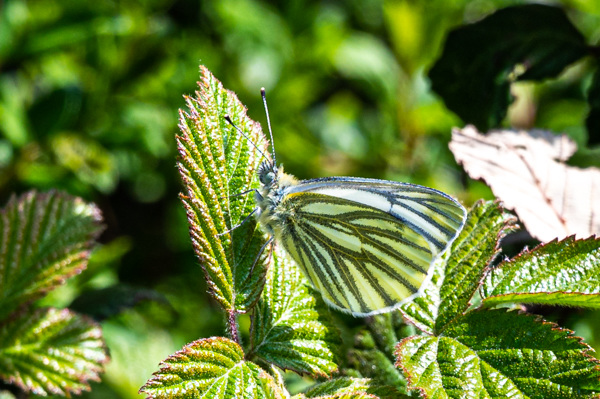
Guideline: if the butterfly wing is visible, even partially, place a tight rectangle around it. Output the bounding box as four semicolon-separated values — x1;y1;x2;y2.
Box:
275;177;466;316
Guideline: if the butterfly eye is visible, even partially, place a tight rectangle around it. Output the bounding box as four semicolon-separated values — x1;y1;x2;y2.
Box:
258;161;278;186
260;171;275;186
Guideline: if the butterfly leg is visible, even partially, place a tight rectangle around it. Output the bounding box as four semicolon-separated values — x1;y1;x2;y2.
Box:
221;188;258;200
249;236;274;276
216;208;258;237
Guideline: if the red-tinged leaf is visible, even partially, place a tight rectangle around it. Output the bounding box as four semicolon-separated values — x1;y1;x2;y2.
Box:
0;190;104;321
0;307;108;396
140;337;287;399
177;66;269;312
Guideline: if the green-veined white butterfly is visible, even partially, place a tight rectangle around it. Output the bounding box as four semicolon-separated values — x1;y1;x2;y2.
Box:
227;89;466;317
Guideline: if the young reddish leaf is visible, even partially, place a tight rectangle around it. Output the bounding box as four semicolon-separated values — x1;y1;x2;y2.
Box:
450;125;600;242
178;66;269;313
0;307;108;396
0;190;103;321
140;337;287;399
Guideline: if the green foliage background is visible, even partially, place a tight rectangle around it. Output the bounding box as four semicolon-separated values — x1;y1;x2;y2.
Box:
1;1;599;398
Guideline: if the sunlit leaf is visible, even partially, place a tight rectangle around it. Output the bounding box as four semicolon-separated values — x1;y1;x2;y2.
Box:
429;4;588;130
177;66;269;312
396;309;600;398
400;201;516;333
433;201;516;332
0;391;16;399
450;125;600;242
250;246;339;377
0;190;104;321
482;236;600;308
140;337;287;399
0;307;108;396
50;133;117;193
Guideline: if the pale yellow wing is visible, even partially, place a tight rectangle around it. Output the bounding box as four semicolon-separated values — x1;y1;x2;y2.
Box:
275;178;465;316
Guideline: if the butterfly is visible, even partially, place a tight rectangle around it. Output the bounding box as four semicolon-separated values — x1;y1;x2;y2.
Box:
226;89;466;317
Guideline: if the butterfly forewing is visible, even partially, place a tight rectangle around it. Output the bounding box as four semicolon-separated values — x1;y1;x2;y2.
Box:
276;177;466;316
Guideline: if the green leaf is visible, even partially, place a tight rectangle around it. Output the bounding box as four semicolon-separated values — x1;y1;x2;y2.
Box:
0;307;108;396
346;313;412;394
68;284;170;321
298;377;407;399
249;246;339;377
400;201;516;333
586;68;600;145
396;309;600;398
140;337;287;399
397;262;442;334
482;236;600;308
429;4;588;130
0;190;104;321
434;201;516;332
178;66;268;312
28;86;82;137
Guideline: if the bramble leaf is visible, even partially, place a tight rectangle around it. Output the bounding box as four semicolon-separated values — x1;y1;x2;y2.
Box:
0;190;103;321
297;377;406;399
346;313;411;395
434;201;516;332
0;307;108;396
400;201;515;333
177;66;269;312
140;337;287;399
250;246;339;377
482;236;600;308
429;4;588;130
396;309;600;398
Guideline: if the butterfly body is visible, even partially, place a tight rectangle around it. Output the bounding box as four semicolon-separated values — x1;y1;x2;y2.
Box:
254;159;466;317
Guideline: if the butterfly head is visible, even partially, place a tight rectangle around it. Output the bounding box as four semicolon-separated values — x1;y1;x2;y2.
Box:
258;160;278;187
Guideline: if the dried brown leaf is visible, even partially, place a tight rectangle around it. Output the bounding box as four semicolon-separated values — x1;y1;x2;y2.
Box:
450;125;600;241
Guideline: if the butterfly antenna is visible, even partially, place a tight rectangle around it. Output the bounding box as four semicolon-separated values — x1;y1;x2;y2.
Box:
261;87;277;166
224;115;268;160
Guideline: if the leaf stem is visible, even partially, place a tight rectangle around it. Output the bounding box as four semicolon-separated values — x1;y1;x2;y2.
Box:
227;309;240;344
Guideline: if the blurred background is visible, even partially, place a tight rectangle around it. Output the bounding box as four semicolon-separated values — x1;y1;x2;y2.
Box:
1;0;599;397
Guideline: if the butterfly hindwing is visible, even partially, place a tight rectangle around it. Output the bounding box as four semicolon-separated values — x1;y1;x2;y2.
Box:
275;177;466;316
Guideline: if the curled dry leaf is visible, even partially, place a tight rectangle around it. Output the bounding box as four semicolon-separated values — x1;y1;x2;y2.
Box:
450;125;600;242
